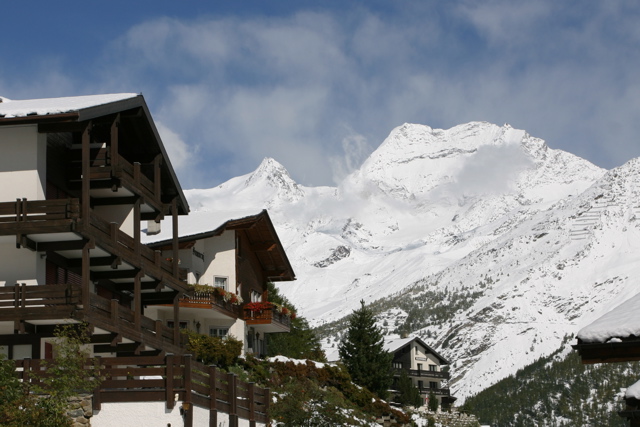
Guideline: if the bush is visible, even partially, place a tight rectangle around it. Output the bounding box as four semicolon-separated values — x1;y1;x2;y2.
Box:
183;330;243;368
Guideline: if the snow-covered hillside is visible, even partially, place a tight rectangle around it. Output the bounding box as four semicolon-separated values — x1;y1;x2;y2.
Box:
181;121;640;400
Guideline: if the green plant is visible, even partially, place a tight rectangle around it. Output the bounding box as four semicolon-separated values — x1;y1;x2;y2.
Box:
183;330;243;368
338;300;393;400
0;323;101;427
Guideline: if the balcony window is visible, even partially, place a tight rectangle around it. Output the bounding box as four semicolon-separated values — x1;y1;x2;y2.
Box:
429;364;437;371
167;320;189;330
429;381;438;389
214;276;228;291
210;327;229;338
417;363;423;371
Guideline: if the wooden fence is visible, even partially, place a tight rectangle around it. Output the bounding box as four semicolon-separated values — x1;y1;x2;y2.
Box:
15;354;269;427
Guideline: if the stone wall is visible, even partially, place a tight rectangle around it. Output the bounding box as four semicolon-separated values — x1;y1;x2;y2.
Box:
66;395;93;427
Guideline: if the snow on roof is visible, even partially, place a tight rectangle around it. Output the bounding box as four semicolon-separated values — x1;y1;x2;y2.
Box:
577;292;640;343
141;209;264;244
384;336;415;353
627;378;640;400
0;93;138;118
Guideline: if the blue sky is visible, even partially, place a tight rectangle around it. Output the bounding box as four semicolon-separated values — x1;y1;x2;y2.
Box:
2;1;640;189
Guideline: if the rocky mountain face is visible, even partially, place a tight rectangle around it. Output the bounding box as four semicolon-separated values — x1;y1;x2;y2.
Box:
183;122;640;401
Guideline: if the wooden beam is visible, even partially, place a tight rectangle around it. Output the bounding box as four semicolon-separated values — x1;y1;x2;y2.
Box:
66;255;121;269
91;197;139;206
36;239;88;252
91;269;140;281
252;242;276;252
81;122;92;221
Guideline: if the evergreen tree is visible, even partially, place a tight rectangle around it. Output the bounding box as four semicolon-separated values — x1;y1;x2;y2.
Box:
266;282;326;361
428;390;439;412
395;368;422;407
338;300;393;399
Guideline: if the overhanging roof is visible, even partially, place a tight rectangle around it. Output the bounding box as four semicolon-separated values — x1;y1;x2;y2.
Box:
0;93;189;214
145;209;296;282
385;336;450;365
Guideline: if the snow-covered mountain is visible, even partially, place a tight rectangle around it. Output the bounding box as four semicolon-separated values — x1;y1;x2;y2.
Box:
182;121;640;400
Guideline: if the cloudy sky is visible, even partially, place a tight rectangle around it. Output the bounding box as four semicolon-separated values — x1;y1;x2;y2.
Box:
2;1;640;189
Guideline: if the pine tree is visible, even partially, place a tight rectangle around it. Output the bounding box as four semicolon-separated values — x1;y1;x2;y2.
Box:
395;369;422;407
266;282;326;361
339;300;393;400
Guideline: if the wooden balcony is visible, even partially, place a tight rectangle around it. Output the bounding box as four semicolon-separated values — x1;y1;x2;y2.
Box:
0;283;80;321
395;368;450;380
0;198;79;235
69;144;164;213
157;292;241;319
243;305;291;333
0;283;186;354
417;386;451;397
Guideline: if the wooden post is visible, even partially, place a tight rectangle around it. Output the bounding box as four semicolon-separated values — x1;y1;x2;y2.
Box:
81;240;91;310
134;198;141;255
184;354;193;427
110;114;120;171
248;382;256;427
166;354;175;410
22;358;30;384
153;154;162;199
209;365;218;427
171;198;179;277
134;271;142;329
93;356;102;411
172;293;180;345
228;373;238;427
81;122;92;221
111;299;119;323
264;387;270;423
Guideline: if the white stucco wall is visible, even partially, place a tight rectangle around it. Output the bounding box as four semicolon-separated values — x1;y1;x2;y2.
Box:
0;124;46;202
0;237;43;286
91;401;265;427
94;205;135;237
203;231;236;292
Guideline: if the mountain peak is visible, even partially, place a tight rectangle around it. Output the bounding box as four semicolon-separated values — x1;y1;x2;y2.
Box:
245;157;305;202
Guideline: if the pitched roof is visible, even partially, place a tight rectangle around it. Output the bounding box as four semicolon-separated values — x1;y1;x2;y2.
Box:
385;336;450;365
577;291;640;343
0;93;138;118
143;209;296;282
0;93;188;214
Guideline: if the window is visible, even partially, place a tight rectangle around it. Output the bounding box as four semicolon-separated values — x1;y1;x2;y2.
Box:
214;276;228;290
210;327;229;338
167;320;189;330
429;381;438;390
429;364;437;371
417;363;423;371
393;362;403;369
418;380;424;390
251;290;262;302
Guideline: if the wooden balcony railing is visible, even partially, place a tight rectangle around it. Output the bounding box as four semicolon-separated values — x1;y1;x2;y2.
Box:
0;283;80;321
0;283;185;353
13;354;269;425
417;386;450;396
395;368;450;380
243;305;292;329
0;198;79;234
174;291;241;318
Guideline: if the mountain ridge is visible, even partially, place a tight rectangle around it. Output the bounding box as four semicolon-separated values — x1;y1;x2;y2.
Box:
181;121;638;401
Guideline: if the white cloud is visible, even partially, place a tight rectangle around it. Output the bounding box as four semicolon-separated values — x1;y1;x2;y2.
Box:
5;2;640;189
155;121;194;173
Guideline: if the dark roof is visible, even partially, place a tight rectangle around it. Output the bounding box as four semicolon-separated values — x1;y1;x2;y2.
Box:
146;209;296;282
0;94;189;214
